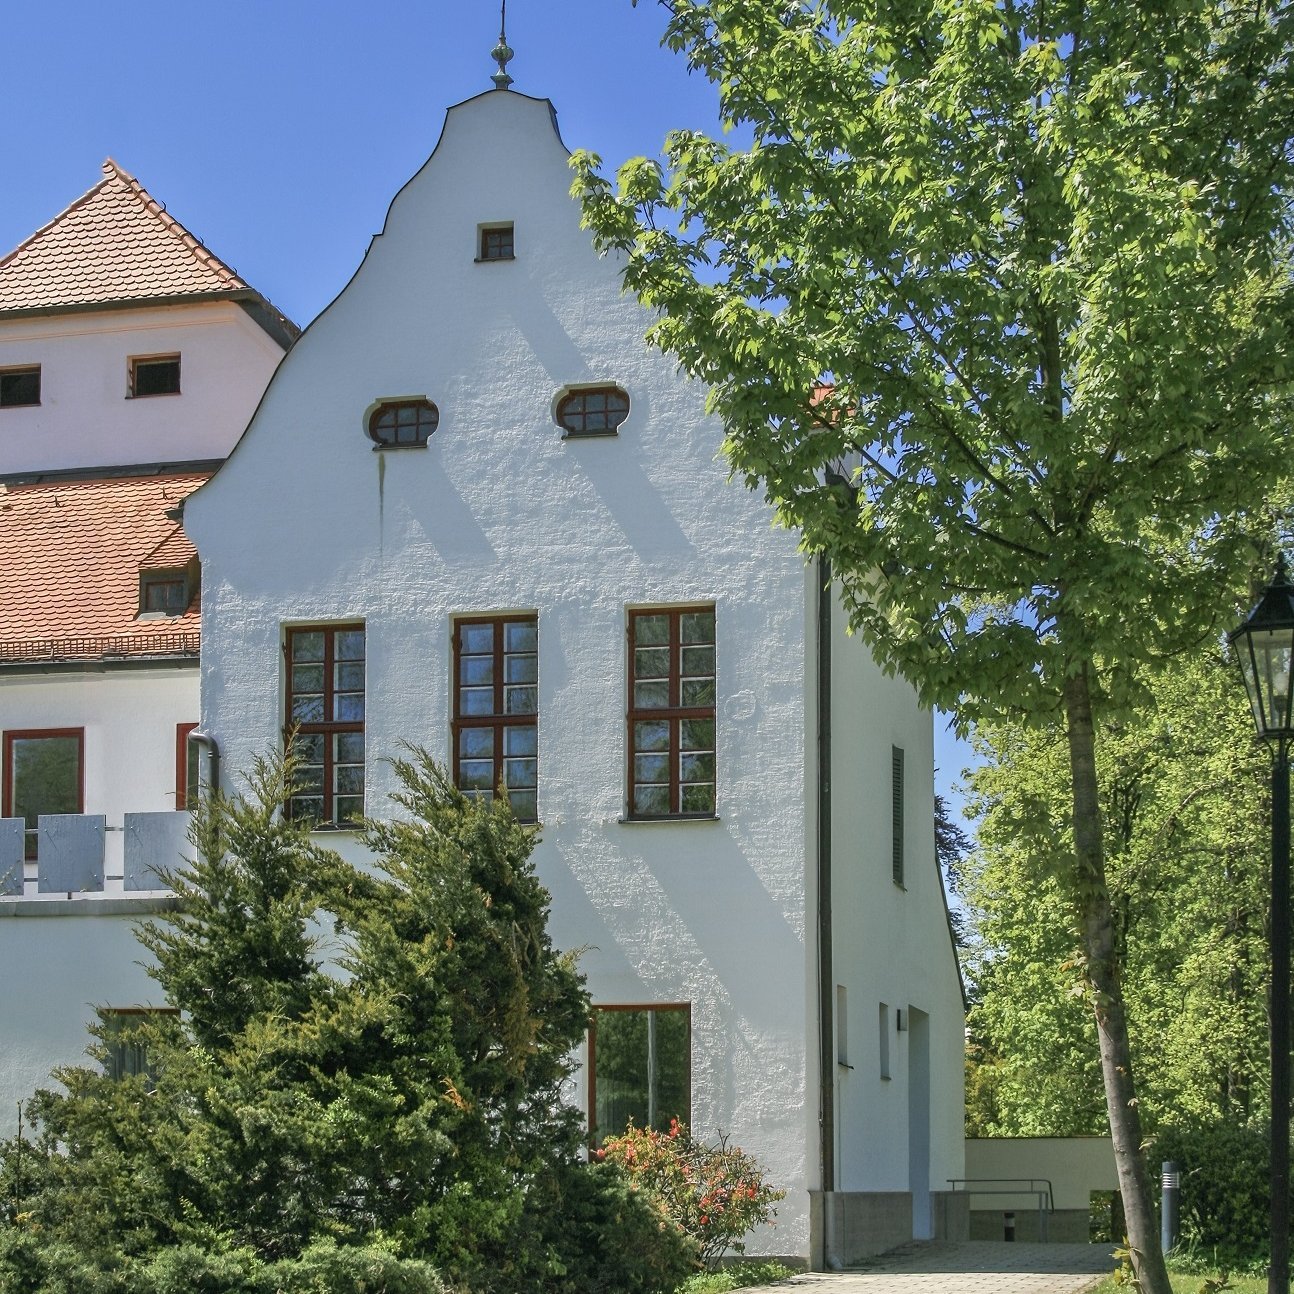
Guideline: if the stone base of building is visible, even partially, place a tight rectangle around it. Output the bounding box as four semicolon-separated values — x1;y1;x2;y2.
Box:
810;1191;970;1268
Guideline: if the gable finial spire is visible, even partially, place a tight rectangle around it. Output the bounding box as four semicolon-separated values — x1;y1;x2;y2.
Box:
491;0;514;90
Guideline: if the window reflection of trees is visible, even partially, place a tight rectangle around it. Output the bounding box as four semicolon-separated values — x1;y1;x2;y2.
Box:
8;733;81;859
591;1005;689;1144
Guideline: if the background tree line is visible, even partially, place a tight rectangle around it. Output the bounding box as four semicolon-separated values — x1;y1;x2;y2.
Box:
953;642;1280;1262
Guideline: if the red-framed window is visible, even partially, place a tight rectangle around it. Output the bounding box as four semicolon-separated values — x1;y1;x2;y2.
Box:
175;723;198;810
627;606;716;818
284;624;365;826
2;728;85;859
452;614;538;823
587;1004;691;1145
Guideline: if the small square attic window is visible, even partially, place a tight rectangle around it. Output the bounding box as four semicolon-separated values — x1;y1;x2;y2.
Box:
0;366;40;407
130;355;181;398
140;561;197;616
478;223;514;261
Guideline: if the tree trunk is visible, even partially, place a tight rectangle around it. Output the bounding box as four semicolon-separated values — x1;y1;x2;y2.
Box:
1064;665;1172;1294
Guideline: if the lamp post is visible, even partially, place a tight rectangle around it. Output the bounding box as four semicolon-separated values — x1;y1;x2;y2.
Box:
1229;557;1294;1294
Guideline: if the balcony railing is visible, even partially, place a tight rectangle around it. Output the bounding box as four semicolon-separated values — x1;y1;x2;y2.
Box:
0;812;192;898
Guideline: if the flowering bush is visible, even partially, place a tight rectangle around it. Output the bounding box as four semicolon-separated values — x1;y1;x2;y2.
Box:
596;1120;785;1269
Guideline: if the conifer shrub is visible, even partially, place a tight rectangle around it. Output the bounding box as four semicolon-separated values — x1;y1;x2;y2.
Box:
0;751;693;1294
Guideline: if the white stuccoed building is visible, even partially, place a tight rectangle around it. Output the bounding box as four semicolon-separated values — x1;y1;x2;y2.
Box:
185;83;965;1265
0;162;295;1122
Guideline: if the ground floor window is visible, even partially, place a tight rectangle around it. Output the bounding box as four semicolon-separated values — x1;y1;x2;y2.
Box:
101;1007;177;1084
2;728;83;858
588;1003;690;1144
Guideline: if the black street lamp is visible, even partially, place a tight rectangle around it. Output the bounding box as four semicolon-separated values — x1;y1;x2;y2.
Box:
1230;556;1294;1294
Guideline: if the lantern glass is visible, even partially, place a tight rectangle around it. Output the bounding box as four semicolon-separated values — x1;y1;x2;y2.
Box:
1237;626;1294;739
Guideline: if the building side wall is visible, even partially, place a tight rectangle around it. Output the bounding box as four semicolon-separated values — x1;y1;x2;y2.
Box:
965;1136;1118;1211
827;591;965;1216
0;302;284;475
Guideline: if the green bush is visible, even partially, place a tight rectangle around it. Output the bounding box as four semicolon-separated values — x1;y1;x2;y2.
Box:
1153;1122;1276;1268
517;1160;699;1294
0;755;698;1294
597;1121;784;1269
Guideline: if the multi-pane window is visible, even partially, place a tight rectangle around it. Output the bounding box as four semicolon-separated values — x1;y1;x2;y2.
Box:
0;366;40;407
140;569;191;615
2;728;83;859
478;223;514;260
285;625;365;825
556;385;630;436
453;615;538;823
628;606;716;818
588;1004;690;1145
102;1007;176;1085
129;354;180;397
367;398;439;448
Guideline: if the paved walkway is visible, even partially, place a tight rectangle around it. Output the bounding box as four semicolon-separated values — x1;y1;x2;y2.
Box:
745;1242;1116;1293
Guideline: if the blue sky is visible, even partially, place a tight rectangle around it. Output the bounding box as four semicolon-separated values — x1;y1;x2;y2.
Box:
2;1;726;326
2;0;977;820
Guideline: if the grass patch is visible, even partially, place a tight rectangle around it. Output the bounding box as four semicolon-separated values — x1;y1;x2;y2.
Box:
677;1260;798;1292
1086;1271;1268;1294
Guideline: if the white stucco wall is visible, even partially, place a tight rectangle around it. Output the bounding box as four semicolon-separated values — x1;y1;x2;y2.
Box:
0;666;199;883
826;594;966;1222
0;301;285;475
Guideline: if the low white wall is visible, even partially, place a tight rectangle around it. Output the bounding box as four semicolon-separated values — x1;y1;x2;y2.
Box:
964;1136;1117;1211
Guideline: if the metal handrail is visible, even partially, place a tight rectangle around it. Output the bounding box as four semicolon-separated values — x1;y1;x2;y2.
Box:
947;1178;1054;1242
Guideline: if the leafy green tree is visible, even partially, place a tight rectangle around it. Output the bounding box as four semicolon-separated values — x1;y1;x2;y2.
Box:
575;3;1293;1286
0;754;692;1293
963;649;1270;1136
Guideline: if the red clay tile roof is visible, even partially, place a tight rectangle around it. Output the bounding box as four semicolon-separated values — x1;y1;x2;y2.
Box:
0;160;274;318
0;470;209;663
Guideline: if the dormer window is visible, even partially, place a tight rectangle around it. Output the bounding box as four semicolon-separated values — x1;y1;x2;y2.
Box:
139;560;196;617
477;223;514;261
130;354;181;398
367;399;439;449
0;366;40;408
556;385;630;437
